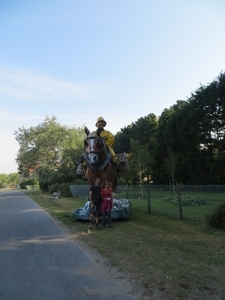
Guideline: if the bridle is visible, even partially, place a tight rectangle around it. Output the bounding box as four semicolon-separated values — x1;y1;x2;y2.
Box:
84;135;111;171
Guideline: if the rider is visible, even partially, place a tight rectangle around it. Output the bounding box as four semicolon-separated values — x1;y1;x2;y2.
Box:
95;116;120;166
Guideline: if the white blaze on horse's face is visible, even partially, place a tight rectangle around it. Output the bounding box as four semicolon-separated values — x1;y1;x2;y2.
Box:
85;134;100;164
88;138;99;163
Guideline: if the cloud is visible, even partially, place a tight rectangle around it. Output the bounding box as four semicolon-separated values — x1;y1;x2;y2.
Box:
0;66;113;102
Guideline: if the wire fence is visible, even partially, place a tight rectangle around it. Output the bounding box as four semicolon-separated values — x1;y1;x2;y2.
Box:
70;184;225;222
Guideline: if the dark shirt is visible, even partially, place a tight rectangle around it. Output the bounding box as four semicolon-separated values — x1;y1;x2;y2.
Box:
89;185;102;205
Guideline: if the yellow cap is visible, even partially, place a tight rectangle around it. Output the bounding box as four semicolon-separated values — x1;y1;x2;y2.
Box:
95;117;107;127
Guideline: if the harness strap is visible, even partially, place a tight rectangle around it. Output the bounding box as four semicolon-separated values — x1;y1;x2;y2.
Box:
84;135;113;171
84;152;111;171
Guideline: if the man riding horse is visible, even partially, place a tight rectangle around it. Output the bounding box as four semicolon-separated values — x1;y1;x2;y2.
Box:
95;117;120;166
76;117;119;174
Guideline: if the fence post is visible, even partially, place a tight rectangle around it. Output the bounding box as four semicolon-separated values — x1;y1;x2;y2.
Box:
177;184;183;220
147;183;151;214
126;184;129;199
83;186;85;199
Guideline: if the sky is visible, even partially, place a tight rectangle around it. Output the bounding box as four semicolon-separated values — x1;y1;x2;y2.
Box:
1;0;225;174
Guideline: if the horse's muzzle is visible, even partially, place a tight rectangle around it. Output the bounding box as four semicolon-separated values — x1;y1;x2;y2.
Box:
87;153;99;164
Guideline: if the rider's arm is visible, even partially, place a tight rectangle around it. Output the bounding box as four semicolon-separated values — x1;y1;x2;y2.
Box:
100;130;115;147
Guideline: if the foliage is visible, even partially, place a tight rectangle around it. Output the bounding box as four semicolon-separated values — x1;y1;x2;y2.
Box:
7;173;20;187
48;183;59;193
152;72;225;184
58;183;73;197
206;202;225;229
13;72;225;186
20;177;39;189
114;114;157;184
15;116;85;187
0;173;8;188
0;173;20;188
47;182;73;197
163;195;207;206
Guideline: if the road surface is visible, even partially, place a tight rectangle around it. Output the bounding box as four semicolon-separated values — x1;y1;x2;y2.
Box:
0;190;136;300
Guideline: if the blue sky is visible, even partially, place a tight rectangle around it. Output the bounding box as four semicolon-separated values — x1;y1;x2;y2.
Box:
1;0;225;174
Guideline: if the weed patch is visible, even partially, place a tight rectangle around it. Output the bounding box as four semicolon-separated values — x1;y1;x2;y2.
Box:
163;195;206;206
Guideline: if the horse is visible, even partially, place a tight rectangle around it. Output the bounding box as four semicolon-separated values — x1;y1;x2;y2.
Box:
83;127;117;192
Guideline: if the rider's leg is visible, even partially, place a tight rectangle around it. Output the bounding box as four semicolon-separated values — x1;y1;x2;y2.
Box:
108;146;120;165
76;155;85;174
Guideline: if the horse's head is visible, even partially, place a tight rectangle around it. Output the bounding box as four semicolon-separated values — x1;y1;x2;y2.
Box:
84;130;104;165
84;127;117;192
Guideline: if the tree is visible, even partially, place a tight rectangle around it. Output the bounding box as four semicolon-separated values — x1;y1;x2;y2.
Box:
7;173;20;187
153;72;225;184
114;114;157;184
15;116;85;188
121;139;153;185
0;174;8;188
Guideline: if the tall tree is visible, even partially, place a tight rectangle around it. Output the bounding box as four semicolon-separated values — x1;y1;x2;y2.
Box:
153;72;225;184
0;174;8;188
15;116;85;188
114;114;157;184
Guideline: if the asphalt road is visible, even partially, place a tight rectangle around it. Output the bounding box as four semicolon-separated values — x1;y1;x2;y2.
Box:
0;190;136;300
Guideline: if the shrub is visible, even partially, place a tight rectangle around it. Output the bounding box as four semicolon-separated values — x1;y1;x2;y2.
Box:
48;183;59;193
163;195;206;206
58;183;72;197
20;178;39;189
206;202;225;229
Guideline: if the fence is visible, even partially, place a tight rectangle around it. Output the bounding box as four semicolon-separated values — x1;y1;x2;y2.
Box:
70;184;225;222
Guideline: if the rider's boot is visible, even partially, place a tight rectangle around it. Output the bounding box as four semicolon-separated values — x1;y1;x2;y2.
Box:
112;156;120;166
76;155;85;175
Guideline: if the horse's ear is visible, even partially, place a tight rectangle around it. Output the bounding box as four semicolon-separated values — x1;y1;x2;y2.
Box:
85;126;90;136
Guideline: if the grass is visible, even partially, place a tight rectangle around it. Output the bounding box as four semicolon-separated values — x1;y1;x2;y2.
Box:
24;189;225;299
117;189;225;222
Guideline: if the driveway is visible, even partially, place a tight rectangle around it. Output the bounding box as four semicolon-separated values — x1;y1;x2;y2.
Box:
0;190;136;300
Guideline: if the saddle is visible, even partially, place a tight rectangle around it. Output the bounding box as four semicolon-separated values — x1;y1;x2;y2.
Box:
116;153;130;173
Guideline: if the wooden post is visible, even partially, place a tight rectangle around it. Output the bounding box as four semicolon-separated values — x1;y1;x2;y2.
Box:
126;184;129;199
147;183;151;214
177;184;183;220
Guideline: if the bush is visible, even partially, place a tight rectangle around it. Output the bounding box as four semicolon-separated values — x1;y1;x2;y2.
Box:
163;195;206;206
48;183;59;193
58;183;73;197
206;202;225;229
20;178;39;190
48;183;72;197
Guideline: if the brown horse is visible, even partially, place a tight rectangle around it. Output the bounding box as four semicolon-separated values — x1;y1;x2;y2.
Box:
84;127;117;192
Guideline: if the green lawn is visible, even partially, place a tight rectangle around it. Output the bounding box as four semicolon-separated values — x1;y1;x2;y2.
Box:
117;188;225;222
23;189;225;299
